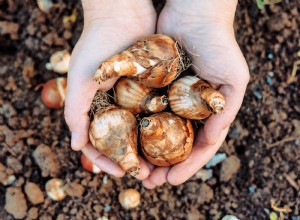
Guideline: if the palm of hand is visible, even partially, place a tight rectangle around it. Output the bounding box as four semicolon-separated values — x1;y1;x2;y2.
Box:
65;4;157;178
141;7;249;188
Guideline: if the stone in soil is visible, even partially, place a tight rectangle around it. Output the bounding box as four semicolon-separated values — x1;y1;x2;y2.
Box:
24;182;45;204
32;144;60;177
65;182;85;198
220;155;241;182
4;187;28;219
0;162;16;186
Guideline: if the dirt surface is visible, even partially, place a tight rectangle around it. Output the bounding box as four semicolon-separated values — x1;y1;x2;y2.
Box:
0;0;299;219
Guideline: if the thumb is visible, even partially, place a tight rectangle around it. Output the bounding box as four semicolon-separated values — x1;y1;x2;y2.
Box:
203;85;245;146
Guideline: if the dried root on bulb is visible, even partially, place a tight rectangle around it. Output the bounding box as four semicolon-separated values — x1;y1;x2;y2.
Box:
114;78;168;115
140;112;194;166
169;76;225;120
89;91;140;176
94;34;191;88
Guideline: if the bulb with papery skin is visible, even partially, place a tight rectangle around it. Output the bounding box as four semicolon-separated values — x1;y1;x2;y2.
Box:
169;76;225;120
94;34;191;88
140;112;194;166
41;77;67;109
89;91;140;176
115;78;168;115
81;154;101;174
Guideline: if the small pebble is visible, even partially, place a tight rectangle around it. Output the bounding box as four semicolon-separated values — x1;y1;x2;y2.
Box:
5;187;28;219
266;77;272;84
268;53;274;59
25;182;44;204
195;169;213;181
103;175;108;185
270;212;278;220
220;155;241;182
248;186;256;193
268;71;274;77
104;205;111;212
205;153;227;168
222;215;240;220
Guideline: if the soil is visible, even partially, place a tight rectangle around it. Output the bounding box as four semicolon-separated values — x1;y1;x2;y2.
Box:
0;0;299;220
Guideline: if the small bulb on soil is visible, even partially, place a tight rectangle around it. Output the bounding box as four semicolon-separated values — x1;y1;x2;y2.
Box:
46;50;70;74
45;178;66;201
118;189;141;209
37;0;53;13
81;153;101;174
41;77;67;109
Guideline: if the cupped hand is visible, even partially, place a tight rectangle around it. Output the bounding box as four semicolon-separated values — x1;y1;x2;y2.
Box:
64;0;156;179
142;0;250;188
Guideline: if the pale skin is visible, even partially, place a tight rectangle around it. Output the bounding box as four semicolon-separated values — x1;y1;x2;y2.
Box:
65;0;249;188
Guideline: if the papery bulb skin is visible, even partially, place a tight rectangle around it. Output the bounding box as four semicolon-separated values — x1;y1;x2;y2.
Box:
169;76;225;120
94;34;191;88
140;112;194;166
89;105;140;176
115;78;168;114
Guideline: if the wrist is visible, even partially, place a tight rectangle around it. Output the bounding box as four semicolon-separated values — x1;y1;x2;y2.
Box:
82;0;155;24
165;0;238;27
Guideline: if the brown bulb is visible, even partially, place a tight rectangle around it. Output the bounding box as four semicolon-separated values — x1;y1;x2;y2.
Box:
140;112;194;166
41;77;67;109
169;76;225;120
115;78;168;114
94;34;191;88
89;91;140;176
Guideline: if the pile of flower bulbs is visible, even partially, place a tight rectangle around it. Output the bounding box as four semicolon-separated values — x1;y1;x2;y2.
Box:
89;34;225;176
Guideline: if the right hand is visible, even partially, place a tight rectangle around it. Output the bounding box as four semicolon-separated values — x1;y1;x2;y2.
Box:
64;0;156;179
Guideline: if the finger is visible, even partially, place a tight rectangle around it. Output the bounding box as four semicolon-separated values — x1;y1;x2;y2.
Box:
148;167;170;186
142;179;156;189
82;143;125;177
167;127;229;185
203;85;244;146
134;157;150;180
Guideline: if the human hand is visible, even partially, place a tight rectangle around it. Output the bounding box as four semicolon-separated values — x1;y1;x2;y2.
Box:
64;0;156;179
142;0;250;188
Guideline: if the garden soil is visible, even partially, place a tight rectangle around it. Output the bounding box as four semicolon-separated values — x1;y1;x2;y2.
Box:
0;0;299;219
